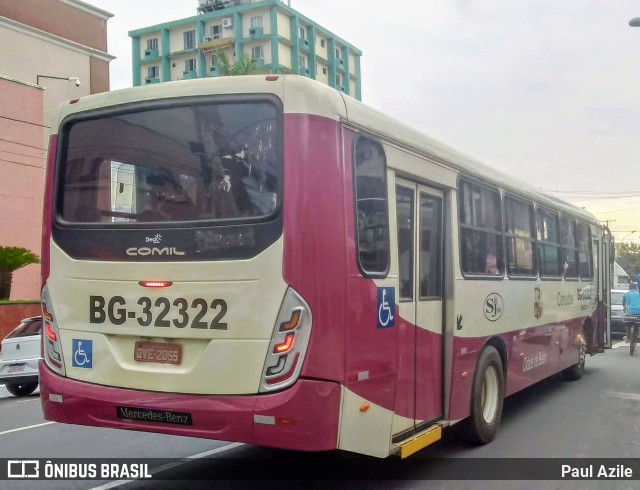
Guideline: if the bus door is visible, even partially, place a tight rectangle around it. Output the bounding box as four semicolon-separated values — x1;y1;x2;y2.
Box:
592;235;606;353
395;180;444;434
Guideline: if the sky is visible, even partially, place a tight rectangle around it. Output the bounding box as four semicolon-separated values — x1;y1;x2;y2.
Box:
88;0;640;243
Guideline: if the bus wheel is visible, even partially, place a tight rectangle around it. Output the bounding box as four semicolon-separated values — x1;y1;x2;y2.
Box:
466;346;505;444
562;337;586;381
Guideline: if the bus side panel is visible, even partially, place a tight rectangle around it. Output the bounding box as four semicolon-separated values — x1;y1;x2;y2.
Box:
282;114;348;385
448;317;589;421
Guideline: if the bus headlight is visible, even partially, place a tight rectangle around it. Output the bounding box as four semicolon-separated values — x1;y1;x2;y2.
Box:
41;285;66;377
259;288;312;393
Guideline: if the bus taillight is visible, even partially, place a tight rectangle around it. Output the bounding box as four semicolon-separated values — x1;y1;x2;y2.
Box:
41;286;66;376
260;289;312;393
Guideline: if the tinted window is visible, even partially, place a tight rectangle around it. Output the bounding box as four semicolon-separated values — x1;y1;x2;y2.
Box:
419;193;442;298
6;318;42;339
396;186;414;301
536;209;561;278
459;180;503;276
59;100;280;224
578;223;593;279
560;217;579;279
505;196;535;277
354;137;389;275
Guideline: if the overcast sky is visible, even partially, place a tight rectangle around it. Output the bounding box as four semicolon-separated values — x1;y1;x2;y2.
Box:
89;0;640;241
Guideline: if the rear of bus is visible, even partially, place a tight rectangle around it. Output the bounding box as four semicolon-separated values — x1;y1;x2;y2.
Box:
39;76;346;451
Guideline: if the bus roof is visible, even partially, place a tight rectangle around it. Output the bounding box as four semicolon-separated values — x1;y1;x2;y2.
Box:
52;75;599;226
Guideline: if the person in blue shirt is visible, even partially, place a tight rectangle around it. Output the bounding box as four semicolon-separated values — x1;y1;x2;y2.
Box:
623;283;640;340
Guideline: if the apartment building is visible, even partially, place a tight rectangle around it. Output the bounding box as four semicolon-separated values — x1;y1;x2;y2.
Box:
130;0;362;100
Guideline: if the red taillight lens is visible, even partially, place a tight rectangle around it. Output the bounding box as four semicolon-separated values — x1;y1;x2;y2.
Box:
139;281;173;288
46;323;57;341
274;334;294;354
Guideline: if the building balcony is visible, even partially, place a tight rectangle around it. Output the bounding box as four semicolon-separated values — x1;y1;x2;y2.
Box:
183;70;198;79
145;77;160;84
198;37;235;52
143;49;160;62
248;27;264;39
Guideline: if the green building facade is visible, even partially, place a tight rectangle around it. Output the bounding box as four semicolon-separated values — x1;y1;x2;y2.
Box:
129;0;362;100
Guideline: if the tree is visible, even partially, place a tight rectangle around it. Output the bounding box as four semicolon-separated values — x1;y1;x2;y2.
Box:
215;51;257;76
615;242;640;277
0;246;39;300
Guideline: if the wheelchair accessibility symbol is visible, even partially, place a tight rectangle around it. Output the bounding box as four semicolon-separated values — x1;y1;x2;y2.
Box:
377;287;395;329
72;339;93;368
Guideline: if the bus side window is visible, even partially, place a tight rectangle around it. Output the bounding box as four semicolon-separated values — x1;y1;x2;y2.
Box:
354;137;389;276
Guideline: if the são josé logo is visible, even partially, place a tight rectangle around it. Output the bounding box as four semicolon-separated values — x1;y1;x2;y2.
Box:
484;293;504;322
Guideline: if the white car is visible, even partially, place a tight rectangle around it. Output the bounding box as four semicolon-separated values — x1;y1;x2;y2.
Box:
0;316;42;396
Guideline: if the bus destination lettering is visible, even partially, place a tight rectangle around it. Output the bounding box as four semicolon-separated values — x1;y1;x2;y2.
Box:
90;295;228;330
117;406;192;425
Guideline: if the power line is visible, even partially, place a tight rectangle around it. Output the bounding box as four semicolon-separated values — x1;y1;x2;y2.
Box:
0;157;44;169
0;148;45;159
0;136;46;151
0;114;48;128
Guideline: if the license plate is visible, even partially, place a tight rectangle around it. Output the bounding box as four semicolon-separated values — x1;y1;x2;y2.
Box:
134;342;182;365
8;364;25;373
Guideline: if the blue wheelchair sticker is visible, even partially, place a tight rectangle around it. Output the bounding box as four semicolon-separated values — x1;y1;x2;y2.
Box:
377;287;395;329
72;339;93;369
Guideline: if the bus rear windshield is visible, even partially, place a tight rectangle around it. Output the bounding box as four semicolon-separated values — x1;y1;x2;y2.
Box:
58;99;281;224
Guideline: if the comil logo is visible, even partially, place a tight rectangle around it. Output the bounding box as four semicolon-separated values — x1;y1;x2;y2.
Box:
126;247;186;256
8;460;39;478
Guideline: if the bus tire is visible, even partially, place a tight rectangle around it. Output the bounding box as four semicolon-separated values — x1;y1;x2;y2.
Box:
562;337;586;381
5;382;38;397
465;346;505;444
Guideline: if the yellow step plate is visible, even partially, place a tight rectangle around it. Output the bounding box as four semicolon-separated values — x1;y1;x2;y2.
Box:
397;424;442;459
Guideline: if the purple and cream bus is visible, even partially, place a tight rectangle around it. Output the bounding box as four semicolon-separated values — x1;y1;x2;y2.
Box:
39;75;609;458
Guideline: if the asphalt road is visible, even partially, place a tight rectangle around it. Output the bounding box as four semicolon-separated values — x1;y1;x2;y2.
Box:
2;340;640;489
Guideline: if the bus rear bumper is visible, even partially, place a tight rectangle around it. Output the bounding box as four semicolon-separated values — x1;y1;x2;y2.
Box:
39;361;341;452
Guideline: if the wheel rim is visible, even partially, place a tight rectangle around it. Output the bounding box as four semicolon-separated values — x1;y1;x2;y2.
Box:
481;364;499;424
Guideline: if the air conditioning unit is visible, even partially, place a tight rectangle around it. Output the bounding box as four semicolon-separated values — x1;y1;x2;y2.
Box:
204;36;212;42
222;18;233;28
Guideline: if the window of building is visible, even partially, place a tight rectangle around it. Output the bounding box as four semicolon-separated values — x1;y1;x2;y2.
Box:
536;208;561;278
211;54;219;68
147;66;159;78
336;73;343;88
578;223;593;279
209;25;222;40
354;137;389;276
298;26;306;39
560;216;579;279
251;16;263;28
185;58;197;71
335;47;342;60
505;196;535;277
323;67;327;75
251;45;264;61
459;179;503;276
320;39;326;48
146;38;158;51
184;30;196;50
299;55;306;71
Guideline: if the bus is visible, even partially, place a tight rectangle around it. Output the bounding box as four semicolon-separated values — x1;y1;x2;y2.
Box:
39;75;610;459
